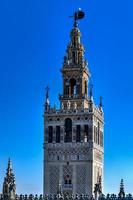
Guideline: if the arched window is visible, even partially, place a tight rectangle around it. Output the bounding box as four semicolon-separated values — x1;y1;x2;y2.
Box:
65;118;72;143
48;126;53;143
85;80;87;95
100;131;103;147
64;175;72;185
78;52;81;64
96;127;98;144
98;122;100;145
94;126;96;143
65;80;69;96
65;86;69;96
73;37;76;47
84;125;89;142
72;51;76;64
88;126;92;141
76;125;81;142
70;78;77;97
74;85;77;96
56;126;60;143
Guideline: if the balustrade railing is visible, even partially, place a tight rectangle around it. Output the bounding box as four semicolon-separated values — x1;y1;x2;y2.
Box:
0;194;133;200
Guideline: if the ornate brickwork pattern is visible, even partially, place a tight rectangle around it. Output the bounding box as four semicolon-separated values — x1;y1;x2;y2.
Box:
63;165;73;181
76;165;86;194
1;193;131;200
49;166;59;194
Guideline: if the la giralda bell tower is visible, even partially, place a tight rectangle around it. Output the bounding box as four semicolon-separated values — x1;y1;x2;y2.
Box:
44;10;104;197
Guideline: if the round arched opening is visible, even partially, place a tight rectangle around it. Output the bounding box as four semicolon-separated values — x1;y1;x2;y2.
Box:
65;118;72;142
70;78;77;97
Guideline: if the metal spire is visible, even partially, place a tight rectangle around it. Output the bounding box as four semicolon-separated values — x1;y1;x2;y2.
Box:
8;158;12;169
6;158;12;176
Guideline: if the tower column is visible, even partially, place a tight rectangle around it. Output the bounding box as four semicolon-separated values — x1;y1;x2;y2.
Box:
44;9;104;197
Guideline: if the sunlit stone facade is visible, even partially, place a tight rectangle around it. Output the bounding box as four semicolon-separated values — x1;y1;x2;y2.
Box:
43;17;104;197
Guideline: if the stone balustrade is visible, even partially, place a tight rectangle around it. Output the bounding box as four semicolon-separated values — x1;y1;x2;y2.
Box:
0;194;133;200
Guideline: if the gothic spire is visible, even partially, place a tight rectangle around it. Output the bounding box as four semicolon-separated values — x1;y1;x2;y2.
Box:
118;179;125;198
6;158;12;176
99;96;103;111
3;159;16;200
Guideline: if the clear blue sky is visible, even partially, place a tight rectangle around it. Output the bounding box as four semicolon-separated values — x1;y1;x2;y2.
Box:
0;0;133;195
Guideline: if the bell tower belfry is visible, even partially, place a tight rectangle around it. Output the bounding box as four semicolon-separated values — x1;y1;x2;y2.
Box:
61;20;90;110
44;10;104;197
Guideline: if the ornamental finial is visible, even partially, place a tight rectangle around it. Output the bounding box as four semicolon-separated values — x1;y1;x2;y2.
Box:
45;86;50;112
45;86;49;100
